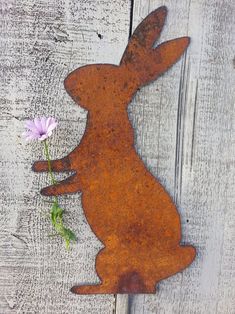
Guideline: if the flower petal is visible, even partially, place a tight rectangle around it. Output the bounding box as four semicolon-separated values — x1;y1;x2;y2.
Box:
38;134;48;141
47;121;58;134
47;130;53;137
34;118;43;133
22;131;40;141
23;117;58;142
45;117;52;129
24;120;39;133
40;117;47;133
25;120;35;129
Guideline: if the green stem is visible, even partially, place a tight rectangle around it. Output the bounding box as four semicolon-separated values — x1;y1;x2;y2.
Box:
43;139;76;250
43;140;58;205
43;139;57;185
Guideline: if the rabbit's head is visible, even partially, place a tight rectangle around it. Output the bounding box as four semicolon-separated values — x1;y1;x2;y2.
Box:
64;6;190;113
64;64;139;112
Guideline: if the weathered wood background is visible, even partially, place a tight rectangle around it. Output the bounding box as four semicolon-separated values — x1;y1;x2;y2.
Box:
0;0;234;313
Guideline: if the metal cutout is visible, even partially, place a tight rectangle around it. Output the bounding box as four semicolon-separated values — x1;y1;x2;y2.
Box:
33;6;196;294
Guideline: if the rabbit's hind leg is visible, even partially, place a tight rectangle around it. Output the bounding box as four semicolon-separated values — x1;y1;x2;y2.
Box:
70;247;124;294
70;283;115;294
94;247;157;294
153;245;196;284
71;247;159;294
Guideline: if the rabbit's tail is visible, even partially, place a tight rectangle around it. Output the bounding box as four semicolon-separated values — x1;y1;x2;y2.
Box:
120;6;190;87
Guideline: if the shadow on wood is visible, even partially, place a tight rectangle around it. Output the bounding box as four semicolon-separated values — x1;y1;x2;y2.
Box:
33;6;196;294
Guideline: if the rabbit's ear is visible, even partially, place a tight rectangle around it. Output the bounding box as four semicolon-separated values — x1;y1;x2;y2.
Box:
135;37;190;86
150;37;190;78
120;6;190;87
120;6;167;65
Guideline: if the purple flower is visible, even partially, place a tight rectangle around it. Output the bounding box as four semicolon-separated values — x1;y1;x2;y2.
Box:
23;117;58;141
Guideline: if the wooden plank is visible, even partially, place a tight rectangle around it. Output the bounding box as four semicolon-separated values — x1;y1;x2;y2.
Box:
0;0;234;313
115;294;129;314
127;0;235;313
0;0;130;313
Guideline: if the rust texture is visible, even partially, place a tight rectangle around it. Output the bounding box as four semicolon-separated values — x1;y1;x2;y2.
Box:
33;6;196;294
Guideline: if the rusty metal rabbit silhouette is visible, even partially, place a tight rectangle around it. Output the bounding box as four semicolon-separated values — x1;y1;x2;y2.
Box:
33;6;196;294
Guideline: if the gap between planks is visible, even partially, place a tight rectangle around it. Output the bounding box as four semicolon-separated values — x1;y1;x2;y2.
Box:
115;1;134;313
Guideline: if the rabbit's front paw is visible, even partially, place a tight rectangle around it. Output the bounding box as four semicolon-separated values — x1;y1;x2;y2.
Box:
32;160;48;172
33;156;71;172
41;174;81;196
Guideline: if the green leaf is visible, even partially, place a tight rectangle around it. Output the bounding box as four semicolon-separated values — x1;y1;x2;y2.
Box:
63;228;77;242
50;202;63;227
48;200;77;250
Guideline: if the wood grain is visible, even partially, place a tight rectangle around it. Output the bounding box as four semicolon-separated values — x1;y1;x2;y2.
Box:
0;0;234;313
0;0;130;312
126;0;235;313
